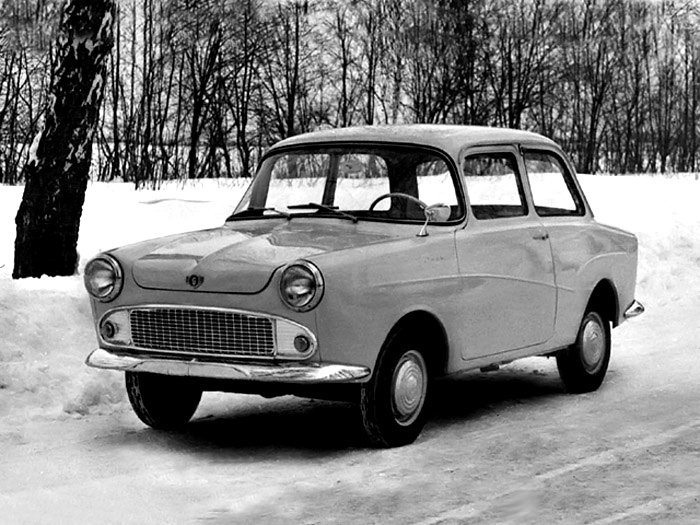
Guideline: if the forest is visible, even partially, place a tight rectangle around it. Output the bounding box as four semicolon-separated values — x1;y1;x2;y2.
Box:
1;0;699;187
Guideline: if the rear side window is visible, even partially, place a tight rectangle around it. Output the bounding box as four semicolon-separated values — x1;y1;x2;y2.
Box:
523;151;585;216
462;152;527;219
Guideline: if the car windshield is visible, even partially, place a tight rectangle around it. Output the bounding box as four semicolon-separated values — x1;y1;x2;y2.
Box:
230;145;463;223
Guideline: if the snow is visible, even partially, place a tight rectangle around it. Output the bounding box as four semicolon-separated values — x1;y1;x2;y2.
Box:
0;179;249;423
0;174;698;424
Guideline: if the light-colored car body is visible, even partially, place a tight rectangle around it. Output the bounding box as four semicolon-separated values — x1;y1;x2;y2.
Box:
85;125;643;446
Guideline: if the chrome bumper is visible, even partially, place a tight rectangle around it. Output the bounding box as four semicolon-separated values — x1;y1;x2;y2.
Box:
624;300;645;319
85;349;371;383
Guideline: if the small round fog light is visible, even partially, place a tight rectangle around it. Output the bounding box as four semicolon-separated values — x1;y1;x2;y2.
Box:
293;335;311;353
100;320;117;341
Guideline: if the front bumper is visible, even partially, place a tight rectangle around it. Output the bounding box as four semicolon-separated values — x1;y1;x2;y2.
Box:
623;300;645;319
86;348;371;383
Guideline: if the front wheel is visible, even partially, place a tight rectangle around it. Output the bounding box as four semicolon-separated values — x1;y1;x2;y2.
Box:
125;372;202;430
360;340;430;448
557;311;611;393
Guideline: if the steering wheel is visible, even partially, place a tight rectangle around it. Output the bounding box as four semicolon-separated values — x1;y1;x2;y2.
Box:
369;192;428;212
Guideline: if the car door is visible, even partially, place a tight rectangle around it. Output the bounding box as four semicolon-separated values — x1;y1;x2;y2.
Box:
454;146;557;360
521;148;592;339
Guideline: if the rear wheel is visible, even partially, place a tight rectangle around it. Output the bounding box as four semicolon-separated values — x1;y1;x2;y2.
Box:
125;372;202;430
360;337;430;448
557;311;611;393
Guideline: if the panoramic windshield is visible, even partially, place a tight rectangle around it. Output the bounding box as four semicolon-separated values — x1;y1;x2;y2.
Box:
230;145;463;223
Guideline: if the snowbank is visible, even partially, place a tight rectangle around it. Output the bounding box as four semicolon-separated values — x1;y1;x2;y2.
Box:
0;277;123;420
0;180;249;421
579;174;700;305
0;175;698;421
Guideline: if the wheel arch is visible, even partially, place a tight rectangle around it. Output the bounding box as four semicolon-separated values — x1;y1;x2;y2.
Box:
587;279;620;327
379;310;449;378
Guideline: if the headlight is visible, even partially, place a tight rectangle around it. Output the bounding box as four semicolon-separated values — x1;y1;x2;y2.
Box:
279;261;324;312
84;255;123;302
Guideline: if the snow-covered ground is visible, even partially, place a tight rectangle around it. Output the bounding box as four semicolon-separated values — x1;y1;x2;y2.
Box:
1;174;699;523
0;179;250;422
0;174;698;422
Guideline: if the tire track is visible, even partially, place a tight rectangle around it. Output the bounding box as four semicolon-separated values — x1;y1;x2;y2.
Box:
415;419;700;525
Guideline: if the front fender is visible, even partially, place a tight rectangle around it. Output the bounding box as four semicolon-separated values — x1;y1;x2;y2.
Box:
310;230;460;373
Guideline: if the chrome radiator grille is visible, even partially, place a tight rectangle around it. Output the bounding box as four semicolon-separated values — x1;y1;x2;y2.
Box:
129;308;275;357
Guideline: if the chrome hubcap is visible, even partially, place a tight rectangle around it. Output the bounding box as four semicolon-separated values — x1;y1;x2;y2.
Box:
581;318;606;373
391;350;427;426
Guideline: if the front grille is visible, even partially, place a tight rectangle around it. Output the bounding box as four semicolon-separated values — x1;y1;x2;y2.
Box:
129;308;275;357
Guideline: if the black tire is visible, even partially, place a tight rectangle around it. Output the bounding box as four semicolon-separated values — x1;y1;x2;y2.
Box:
557;311;611;393
360;335;430;448
125;372;202;430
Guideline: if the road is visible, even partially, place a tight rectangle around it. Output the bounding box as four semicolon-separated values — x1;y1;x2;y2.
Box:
1;294;699;524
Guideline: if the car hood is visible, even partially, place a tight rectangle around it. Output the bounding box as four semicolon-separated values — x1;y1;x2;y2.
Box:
130;220;396;294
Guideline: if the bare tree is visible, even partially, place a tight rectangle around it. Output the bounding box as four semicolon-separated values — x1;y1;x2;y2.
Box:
557;0;620;173
356;0;385;125
441;0;490;125
603;1;652;173
0;0;57;184
219;0;266;178
324;2;361;127
401;1;459;123
13;0;115;278
4;0;700;185
260;0;316;140
485;0;560;129
678;24;699;174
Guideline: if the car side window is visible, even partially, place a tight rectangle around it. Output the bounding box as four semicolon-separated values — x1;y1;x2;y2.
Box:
523;151;585;216
462;152;527;219
416;158;459;207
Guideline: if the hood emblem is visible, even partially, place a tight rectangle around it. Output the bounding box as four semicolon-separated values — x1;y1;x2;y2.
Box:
186;274;205;288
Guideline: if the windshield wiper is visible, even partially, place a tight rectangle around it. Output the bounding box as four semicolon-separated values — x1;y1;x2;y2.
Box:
227;207;292;221
287;202;358;223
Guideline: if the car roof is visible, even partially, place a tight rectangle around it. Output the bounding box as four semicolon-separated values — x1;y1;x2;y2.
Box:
271;124;558;156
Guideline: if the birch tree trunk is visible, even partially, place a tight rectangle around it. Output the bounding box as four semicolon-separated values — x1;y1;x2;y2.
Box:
13;0;115;279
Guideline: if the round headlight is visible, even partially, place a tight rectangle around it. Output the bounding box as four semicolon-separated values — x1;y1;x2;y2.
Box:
279;261;324;312
84;255;123;302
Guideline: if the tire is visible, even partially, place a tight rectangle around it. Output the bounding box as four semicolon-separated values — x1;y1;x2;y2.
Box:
556;310;611;393
125;372;202;430
360;336;430;448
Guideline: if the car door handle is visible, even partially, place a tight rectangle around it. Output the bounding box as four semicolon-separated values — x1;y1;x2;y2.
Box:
533;232;549;241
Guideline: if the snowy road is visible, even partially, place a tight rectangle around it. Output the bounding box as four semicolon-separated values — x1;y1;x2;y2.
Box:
2;294;698;524
1;176;699;523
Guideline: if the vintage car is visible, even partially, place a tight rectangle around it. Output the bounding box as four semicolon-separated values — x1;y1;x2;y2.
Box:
84;125;644;447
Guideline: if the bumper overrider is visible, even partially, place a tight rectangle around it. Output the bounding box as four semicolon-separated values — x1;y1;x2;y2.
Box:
623;299;645;319
87;305;370;383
